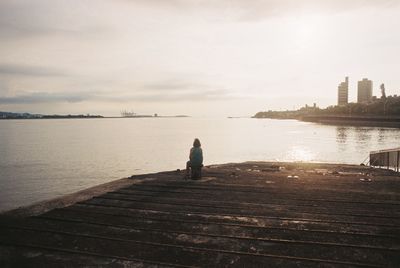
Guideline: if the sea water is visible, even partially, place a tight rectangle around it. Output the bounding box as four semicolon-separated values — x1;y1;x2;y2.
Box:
1;117;399;211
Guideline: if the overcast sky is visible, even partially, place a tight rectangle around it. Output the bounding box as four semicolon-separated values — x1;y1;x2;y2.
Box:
0;0;399;116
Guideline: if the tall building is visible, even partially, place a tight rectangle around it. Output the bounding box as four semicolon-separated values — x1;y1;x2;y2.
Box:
337;76;349;106
357;78;373;103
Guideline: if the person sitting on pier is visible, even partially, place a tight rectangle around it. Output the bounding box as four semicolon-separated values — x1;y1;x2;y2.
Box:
186;138;203;179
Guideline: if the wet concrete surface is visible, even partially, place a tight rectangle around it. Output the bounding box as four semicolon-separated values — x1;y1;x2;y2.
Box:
0;162;399;267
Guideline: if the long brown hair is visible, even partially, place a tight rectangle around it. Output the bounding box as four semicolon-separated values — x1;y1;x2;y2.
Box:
193;138;201;148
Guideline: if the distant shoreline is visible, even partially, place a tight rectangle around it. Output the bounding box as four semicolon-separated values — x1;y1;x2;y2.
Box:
0;115;190;120
301;115;400;128
254;115;400;128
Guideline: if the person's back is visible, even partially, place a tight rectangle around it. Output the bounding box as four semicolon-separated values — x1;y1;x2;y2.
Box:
190;147;203;168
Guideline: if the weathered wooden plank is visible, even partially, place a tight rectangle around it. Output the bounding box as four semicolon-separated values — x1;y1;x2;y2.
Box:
114;188;400;208
0;245;185;268
71;202;400;236
82;197;400;227
102;192;400;218
38;208;400;248
0;226;389;267
124;183;400;203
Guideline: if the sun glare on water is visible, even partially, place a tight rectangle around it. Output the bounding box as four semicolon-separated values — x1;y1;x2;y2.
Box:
287;146;316;162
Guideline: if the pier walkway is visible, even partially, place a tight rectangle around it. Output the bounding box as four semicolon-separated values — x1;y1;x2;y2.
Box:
1;162;399;267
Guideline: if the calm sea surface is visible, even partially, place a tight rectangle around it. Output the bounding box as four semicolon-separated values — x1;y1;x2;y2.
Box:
1;117;399;212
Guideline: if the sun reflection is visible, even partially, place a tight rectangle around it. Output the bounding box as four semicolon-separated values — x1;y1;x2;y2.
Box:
287;147;315;162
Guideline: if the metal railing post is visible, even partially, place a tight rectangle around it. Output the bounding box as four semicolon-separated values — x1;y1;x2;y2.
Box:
387;152;390;169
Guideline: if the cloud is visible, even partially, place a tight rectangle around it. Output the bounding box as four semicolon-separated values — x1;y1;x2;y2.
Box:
132;0;400;21
0;22;106;39
0;0;398;43
141;80;209;92
157;0;398;11
0;64;67;77
0;92;87;104
0;1;110;39
123;88;233;102
131;78;237;101
2;0;398;36
0;83;235;105
0;0;397;41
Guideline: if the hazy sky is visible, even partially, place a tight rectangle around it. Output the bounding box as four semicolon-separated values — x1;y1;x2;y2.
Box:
0;0;399;116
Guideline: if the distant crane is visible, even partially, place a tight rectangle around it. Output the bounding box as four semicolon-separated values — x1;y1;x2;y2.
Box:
121;110;136;117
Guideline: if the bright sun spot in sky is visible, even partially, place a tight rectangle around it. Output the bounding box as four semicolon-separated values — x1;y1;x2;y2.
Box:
291;15;323;50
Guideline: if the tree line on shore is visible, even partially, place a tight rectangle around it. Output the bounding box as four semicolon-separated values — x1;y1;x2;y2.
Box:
0;111;103;119
254;95;400;119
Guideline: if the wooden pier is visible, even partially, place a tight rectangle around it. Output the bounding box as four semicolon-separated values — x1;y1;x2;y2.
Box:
1;162;399;267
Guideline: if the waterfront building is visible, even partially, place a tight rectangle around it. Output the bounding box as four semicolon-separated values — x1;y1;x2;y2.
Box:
357;78;373;103
337;77;349;106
